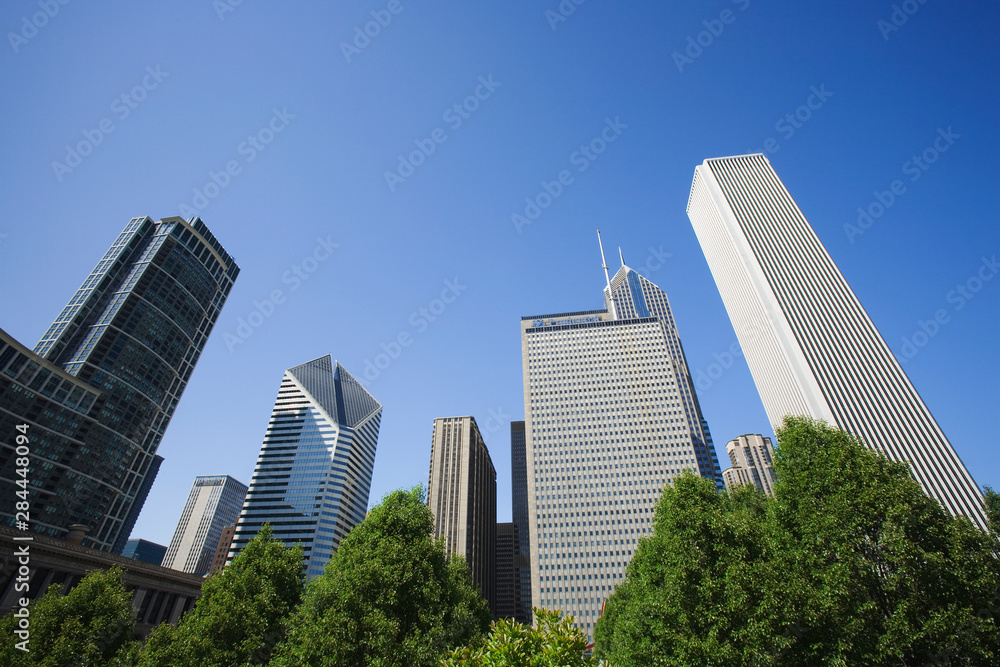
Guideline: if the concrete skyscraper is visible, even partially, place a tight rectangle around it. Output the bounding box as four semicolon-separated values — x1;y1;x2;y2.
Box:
0;216;238;552
162;475;247;575
519;233;721;639
427;416;497;612
721;434;776;497
230;357;381;578
687;153;984;528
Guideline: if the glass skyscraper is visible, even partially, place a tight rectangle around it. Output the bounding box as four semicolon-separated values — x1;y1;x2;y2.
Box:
520;235;721;639
510;420;532;625
230;356;381;578
687;153;985;528
0;216;238;552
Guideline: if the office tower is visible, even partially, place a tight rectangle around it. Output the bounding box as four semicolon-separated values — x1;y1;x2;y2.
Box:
510;421;532;625
721;434;776;496
230;357;381;578
495;522;519;621
208;525;236;575
162;475;247;575
121;538;168;566
520;233;720;639
0;216;238;552
427;416;497;612
686;153;985;528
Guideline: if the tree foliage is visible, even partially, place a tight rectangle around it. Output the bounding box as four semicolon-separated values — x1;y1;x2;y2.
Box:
135;523;304;667
442;608;594;666
270;486;491;667
595;416;1000;666
0;567;136;667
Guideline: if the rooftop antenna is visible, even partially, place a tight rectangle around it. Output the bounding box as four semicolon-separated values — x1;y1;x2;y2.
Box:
597;227;617;318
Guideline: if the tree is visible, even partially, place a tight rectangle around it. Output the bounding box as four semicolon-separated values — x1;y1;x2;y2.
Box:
594;473;796;666
0;567;136;667
136;523;304;667
442;608;595;666
595;416;1000;666
271;486;491;667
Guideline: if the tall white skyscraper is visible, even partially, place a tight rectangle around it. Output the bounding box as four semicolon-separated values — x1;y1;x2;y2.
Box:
162;475;247;575
230;356;382;578
686;153;985;528
520;234;721;638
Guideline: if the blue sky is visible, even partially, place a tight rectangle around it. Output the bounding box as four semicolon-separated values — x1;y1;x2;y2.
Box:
1;0;997;546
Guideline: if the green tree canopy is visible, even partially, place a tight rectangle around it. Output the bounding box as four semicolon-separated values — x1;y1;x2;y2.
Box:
442;608;595;667
136;523;304;667
595;416;1000;666
271;486;491;667
0;566;135;667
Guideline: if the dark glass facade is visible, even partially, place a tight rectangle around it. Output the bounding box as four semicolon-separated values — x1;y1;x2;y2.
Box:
0;216;238;552
510;420;532;625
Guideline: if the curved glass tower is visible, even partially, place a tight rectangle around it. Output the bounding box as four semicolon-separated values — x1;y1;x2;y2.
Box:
0;216;238;551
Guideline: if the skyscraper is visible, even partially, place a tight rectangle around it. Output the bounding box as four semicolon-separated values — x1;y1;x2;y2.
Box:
0;216;238;552
520;234;720;638
721;434;776;497
686;153;985;528
162;475;247;575
230;357;381;578
495;521;519;621
427;416;497;612
510;420;532;625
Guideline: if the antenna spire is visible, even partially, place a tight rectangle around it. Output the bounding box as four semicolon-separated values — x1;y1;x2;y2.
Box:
618;246;625;267
597;227;617;319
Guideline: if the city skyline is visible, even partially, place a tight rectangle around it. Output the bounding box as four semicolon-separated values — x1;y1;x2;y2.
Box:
0;2;996;548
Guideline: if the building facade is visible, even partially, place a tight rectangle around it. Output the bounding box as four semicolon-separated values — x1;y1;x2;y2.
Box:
494;521;518;621
230;357;381;579
122;538;168;566
0;525;204;635
721;434;776;496
686;153;985;527
162;475;247;575
509;420;532;625
520;236;720;639
427;416;497;612
208;524;236;575
0;216;238;552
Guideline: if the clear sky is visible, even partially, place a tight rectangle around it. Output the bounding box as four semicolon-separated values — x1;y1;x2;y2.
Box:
1;1;997;547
